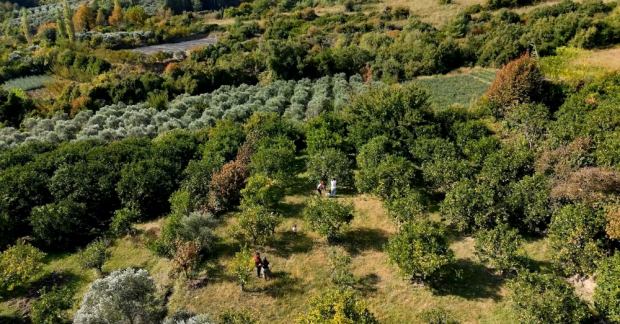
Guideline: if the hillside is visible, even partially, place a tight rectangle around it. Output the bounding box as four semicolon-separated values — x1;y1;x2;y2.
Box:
1;0;620;323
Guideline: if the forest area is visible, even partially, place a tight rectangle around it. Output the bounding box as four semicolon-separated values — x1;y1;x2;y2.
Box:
0;0;619;323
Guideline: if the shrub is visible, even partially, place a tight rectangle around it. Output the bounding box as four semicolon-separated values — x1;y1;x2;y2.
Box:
475;224;525;274
177;212;218;255
509;271;592;324
78;238;111;273
485;54;546;116
0;240;46;291
418;306;459;324
74;268;165;324
594;252;620;322
31;285;75;324
306;148;353;187
384;220;456;283
304;198;354;243
219;310;256;324
548;203;607;276
328;247;355;289
297;290;379;324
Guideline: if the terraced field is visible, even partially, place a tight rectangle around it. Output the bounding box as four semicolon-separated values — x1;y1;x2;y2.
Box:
414;69;498;108
132;38;218;54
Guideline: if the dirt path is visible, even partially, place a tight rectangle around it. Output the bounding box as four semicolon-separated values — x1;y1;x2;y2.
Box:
132;38;217;54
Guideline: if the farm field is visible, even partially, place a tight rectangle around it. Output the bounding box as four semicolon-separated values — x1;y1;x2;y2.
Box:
132;38;218;54
3;75;55;91
413;69;498;108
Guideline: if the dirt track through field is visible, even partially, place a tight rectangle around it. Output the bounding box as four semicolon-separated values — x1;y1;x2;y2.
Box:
132;38;217;54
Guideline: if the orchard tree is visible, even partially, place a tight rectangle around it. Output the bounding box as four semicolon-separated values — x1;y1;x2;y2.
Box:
440;179;500;233
181;155;224;208
345;84;435;149
0;240;46;291
594;252;620;322
208;158;249;214
485;54;546;116
227;245;253;292
249;136;296;183
297;290;379;324
238;205;281;244
509;271;592;324
78;238;111;274
384;220;456;283
474;224;525;275
117;158;178;219
170;240;201;279
30;200;89;249
240;174;285;209
74;268;165;324
31;285;75;324
356;155;417;200
548;204;607;276
304;198;354;243
505;173;552;233
305;112;350;155
383;189;427;228
306;148;353;187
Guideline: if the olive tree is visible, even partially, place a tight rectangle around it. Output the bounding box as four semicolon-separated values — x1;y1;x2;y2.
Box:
73;268;165;324
384;220;456;283
509;271;592;324
304;198;354;243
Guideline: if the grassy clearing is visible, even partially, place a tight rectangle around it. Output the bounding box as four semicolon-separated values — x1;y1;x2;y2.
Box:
371;0;486;26
413;68;498;108
541;47;613;80
3;75;56;91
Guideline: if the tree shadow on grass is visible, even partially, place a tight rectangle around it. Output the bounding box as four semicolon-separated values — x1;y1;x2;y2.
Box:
429;259;505;301
269;232;314;258
354;273;380;296
277;200;308;219
340;228;390;256
248;271;303;298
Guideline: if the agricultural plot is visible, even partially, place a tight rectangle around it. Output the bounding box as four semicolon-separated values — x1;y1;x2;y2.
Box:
413;70;498;108
132;38;218;54
2;75;55;91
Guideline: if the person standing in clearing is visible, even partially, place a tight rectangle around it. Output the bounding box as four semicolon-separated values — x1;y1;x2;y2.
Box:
253;251;263;278
317;181;325;197
330;178;337;197
262;257;272;281
292;224;297;236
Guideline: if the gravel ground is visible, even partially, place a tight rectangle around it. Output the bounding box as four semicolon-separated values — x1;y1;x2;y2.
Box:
132;38;217;54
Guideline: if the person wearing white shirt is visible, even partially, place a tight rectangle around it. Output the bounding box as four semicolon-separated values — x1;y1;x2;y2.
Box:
330;178;337;197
